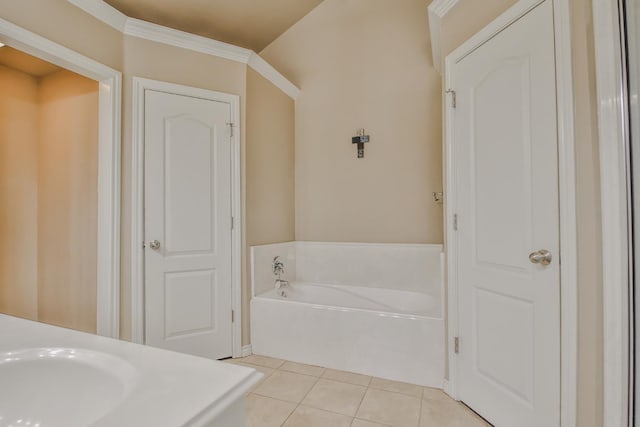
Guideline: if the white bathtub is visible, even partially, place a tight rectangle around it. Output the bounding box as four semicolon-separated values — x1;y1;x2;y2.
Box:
250;242;444;387
0;314;262;427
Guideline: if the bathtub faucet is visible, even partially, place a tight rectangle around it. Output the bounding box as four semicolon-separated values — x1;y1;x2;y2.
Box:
275;279;289;297
272;256;285;276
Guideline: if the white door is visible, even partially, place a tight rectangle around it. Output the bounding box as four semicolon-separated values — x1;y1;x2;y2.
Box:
144;89;233;360
452;1;560;426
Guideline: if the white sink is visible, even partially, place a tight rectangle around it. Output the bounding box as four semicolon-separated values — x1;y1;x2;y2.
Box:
0;348;138;427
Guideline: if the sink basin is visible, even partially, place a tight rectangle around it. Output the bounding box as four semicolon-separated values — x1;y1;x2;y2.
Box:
0;348;138;427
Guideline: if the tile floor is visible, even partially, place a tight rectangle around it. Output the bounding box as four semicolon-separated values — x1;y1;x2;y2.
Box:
224;355;492;427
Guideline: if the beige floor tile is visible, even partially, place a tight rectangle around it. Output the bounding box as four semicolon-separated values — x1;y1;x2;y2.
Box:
239;363;275;378
233;362;274;390
352;419;392;427
369;377;423;397
302;378;367;416
356;388;421;427
243;354;285;369
280;361;325;377
253;370;318;403
246;393;296;427
322;368;372;386
422;387;459;407
420;399;489;427
283;405;353;427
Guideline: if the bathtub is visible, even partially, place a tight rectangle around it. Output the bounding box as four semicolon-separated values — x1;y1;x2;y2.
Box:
250;242;444;387
0;314;262;427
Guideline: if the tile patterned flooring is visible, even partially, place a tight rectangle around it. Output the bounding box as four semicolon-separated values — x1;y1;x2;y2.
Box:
224;355;491;427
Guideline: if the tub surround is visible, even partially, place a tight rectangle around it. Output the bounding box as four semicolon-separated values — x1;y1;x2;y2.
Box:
0;314;262;427
250;242;444;387
251;241;443;298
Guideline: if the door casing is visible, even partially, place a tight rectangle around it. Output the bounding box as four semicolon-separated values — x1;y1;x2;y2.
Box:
0;18;122;339
592;0;633;425
130;77;243;358
443;0;578;425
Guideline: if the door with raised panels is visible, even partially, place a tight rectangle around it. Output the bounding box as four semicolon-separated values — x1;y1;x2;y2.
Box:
144;89;233;359
452;1;560;426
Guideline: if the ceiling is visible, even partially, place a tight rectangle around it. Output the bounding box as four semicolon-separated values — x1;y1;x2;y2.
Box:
104;0;324;52
0;47;61;77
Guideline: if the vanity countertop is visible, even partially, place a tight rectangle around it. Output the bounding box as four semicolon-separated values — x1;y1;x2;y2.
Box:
0;314;261;427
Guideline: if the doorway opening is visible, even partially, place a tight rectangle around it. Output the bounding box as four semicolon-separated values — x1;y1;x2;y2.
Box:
0;18;122;338
0;47;99;333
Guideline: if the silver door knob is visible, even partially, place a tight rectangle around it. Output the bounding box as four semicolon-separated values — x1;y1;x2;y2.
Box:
148;240;161;250
529;249;552;265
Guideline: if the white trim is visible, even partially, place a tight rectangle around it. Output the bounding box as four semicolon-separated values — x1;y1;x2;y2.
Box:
241;345;253;358
0;18;122;339
67;1;299;100
67;0;127;32
443;0;578;425
592;0;631;426
131;78;145;345
248;53;300;100
230;84;243;359
123;18;252;64
427;0;460;74
553;0;579;424
443;379;453;397
67;0;251;64
131;77;243;358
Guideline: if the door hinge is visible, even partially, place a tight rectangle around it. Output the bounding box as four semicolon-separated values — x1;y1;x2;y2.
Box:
446;89;456;108
231;216;235;230
454;337;460;354
232;310;235;323
228;122;235;138
453;214;458;231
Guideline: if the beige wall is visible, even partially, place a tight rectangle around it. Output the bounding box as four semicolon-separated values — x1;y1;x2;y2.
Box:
119;36;249;341
0;65;39;320
439;0;604;426
245;67;295;343
261;0;443;244
0;65;99;333
440;0;516;59
0;0;123;70
37;70;99;334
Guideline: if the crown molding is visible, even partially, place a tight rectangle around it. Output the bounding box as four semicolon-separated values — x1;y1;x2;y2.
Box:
66;0;299;99
123;18;252;64
67;0;128;32
248;53;300;99
428;0;459;74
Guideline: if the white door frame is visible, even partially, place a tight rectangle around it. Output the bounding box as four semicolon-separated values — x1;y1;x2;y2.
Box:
592;0;632;426
131;77;243;358
0;18;122;338
443;0;578;425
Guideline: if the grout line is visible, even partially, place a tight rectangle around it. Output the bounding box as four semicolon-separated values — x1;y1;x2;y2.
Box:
246;357;429;426
278;371;321;426
298;374;321;405
247;391;300;406
366;379;424;398
352;382;369;422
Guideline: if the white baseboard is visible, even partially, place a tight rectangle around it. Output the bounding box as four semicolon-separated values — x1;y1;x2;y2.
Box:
443;379;456;400
241;345;252;357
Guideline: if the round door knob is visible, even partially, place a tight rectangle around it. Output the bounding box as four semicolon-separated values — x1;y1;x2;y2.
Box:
148;240;161;250
529;249;552;266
